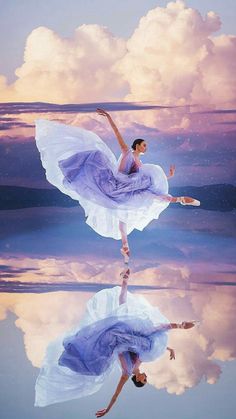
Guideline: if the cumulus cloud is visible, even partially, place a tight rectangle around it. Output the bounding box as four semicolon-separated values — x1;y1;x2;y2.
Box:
142;283;236;394
145;331;222;394
0;25;127;103
116;0;235;108
1;0;236;131
0;255;98;283
0;291;91;366
191;287;236;361
0;220;230;386
0;254;190;288
1;254;236;392
1;282;235;393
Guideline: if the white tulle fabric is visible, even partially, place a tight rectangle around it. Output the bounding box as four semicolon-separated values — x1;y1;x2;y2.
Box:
35;287;169;407
35;119;170;239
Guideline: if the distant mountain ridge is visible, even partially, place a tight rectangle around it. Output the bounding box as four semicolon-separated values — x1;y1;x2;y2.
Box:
0;184;235;211
0;280;173;293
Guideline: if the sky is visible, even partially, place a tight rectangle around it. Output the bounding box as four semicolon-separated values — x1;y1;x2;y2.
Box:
0;1;236;418
1;0;236;83
0;0;236;108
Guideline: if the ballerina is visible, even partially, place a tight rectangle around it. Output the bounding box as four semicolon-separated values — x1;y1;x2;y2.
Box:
96;109;200;262
35;111;200;263
34;268;197;415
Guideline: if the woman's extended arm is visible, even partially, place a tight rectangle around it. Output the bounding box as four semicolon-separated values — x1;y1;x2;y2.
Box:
95;374;129;417
96;108;128;152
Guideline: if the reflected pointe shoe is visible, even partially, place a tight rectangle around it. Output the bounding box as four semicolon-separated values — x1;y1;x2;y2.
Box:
179;320;200;329
178;197;200;207
120;268;130;280
120;245;130;264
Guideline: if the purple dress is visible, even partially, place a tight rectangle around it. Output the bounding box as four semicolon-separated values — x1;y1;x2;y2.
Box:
35;119;170;239
35;286;169;407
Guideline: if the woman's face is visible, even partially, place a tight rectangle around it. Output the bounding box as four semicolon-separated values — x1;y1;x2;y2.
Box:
137;141;147;154
136;372;147;384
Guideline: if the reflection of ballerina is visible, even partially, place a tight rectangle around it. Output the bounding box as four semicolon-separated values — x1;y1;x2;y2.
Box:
35;111;200;262
35;269;196;415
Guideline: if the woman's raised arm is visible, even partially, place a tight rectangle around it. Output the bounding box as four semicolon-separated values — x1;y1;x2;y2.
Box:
96;108;128;152
95;373;129;417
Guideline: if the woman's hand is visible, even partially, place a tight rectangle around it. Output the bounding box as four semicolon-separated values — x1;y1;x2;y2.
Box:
96;408;109;417
168;165;175;178
96;108;110;118
169;348;175;360
97;108;128;151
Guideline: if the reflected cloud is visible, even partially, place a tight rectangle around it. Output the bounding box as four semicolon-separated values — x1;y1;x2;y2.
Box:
0;254;191;290
138;285;236;394
0;277;236;395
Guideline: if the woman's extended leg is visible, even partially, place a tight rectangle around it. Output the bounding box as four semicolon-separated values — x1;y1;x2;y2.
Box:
119;268;130;305
157;195;200;206
119;221;130;263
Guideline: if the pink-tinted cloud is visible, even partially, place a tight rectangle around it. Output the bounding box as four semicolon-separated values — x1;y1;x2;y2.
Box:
137;285;235;394
1;282;235;394
0;25;126;103
0;1;236;133
0;291;91;366
0;255;190;286
117;1;235;109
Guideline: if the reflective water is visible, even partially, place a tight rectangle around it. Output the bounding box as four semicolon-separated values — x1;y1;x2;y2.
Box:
1;204;236;418
0;106;236;418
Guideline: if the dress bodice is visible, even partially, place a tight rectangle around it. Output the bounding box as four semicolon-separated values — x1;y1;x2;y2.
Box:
120;351;139;376
118;149;141;175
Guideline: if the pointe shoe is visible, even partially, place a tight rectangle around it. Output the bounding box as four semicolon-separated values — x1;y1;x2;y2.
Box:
179;197;200;207
120;245;130;264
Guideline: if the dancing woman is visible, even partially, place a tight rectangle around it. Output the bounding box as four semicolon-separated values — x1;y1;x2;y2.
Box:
34;269;196;414
96;109;200;262
35;111;200;262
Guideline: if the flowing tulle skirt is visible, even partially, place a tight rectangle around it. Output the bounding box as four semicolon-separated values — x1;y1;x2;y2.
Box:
35;287;169;407
35;119;170;239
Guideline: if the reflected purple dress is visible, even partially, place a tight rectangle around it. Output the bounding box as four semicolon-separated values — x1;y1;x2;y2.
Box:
35;287;169;407
35;119;170;239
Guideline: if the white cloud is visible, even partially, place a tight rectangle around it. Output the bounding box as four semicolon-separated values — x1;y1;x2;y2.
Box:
1;2;236;133
1;261;236;394
145;331;221;394
1;25;127;103
0;255;190;287
1;1;235;114
116;0;226;106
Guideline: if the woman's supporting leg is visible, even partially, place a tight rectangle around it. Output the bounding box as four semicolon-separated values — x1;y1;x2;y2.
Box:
119;221;130;262
119;269;130;305
119;220;128;247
